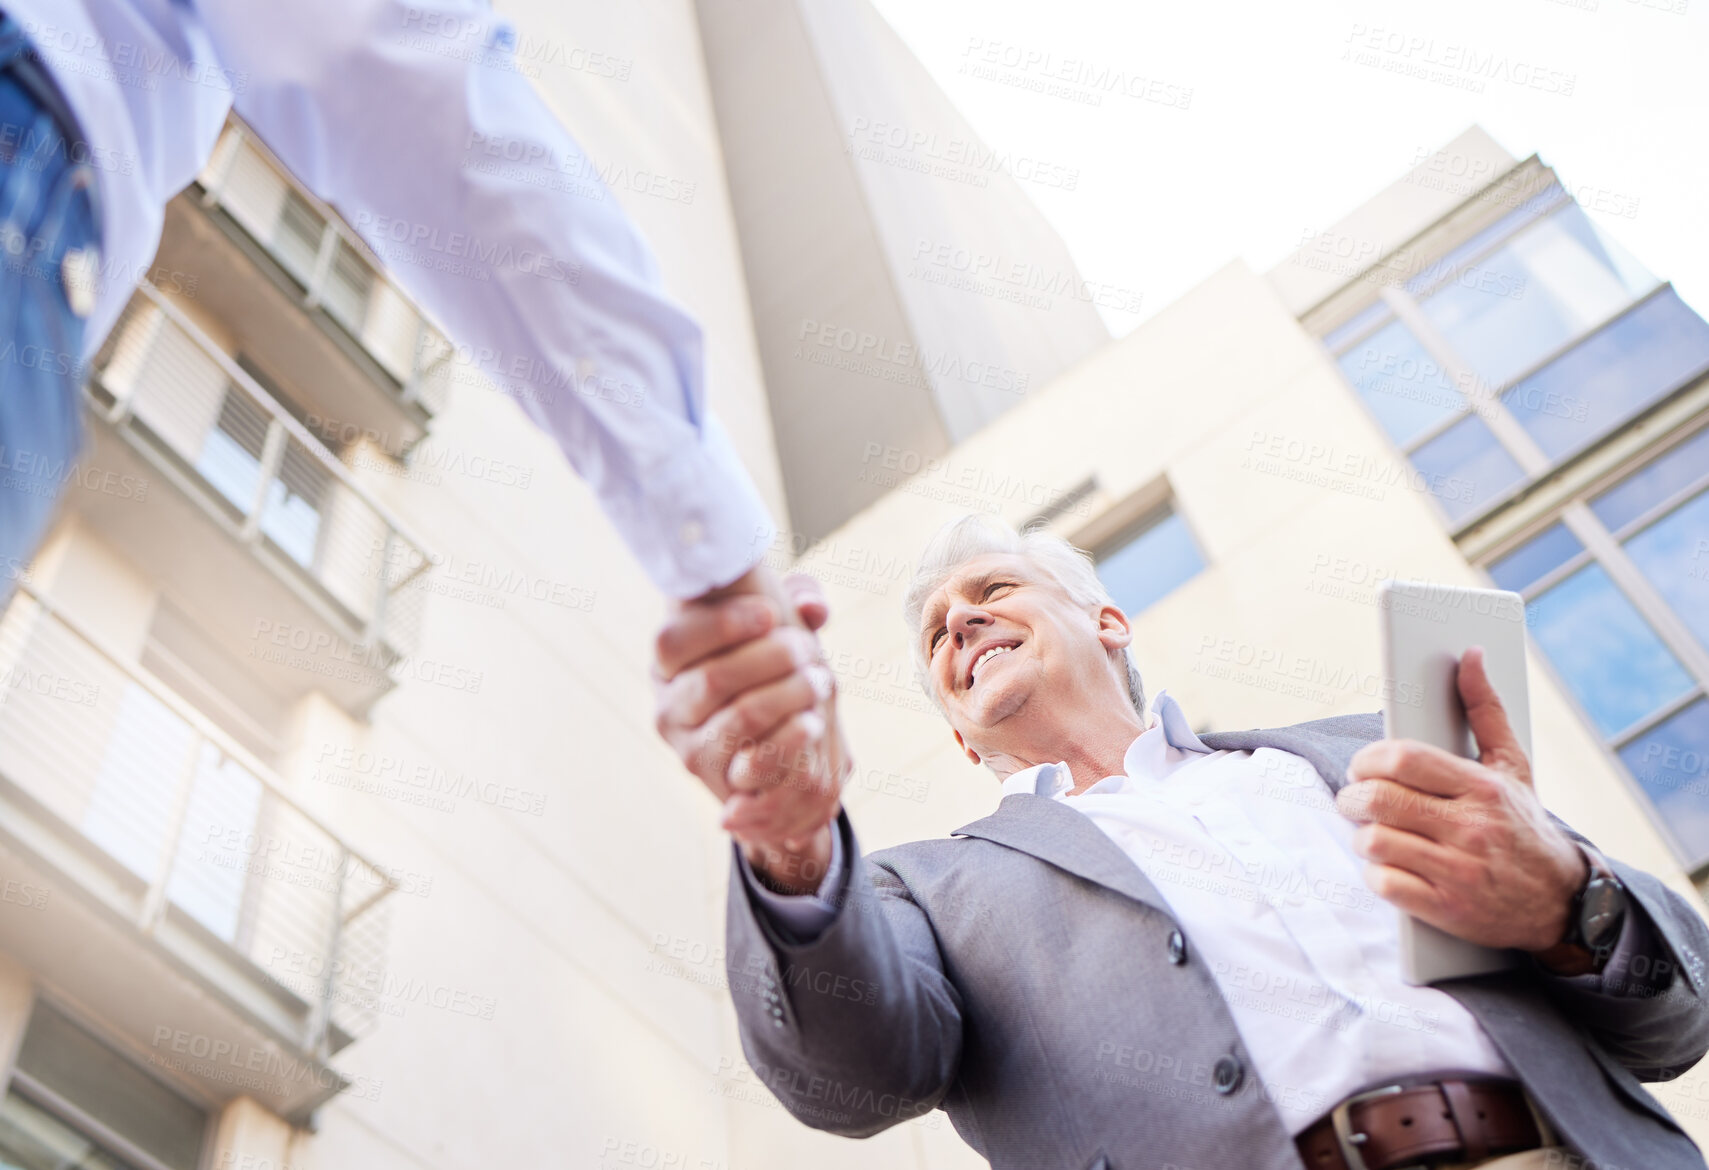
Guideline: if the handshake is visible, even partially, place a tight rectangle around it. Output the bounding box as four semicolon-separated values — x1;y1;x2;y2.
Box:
651;568;849;895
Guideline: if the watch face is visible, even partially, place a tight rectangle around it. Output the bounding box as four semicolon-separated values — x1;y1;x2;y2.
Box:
1581;878;1626;951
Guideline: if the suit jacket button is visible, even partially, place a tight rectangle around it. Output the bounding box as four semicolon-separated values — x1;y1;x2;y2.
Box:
1167;930;1187;966
1212;1054;1244;1095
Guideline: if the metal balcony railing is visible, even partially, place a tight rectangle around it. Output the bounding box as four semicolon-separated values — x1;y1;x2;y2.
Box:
0;582;396;1055
87;282;434;666
196;119;454;415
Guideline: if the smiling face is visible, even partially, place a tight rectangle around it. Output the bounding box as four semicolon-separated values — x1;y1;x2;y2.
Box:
917;552;1139;771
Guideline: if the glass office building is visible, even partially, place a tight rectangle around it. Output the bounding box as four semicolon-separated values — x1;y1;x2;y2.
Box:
1315;165;1709;887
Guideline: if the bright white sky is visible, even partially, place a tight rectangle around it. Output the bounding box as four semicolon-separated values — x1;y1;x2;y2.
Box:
869;0;1708;336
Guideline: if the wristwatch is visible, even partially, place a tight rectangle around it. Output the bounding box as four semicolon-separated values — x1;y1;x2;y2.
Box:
1535;846;1630;976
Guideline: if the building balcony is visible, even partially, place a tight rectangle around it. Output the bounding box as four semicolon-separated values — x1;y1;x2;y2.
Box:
0;582;395;1121
160;118;454;456
79;281;434;715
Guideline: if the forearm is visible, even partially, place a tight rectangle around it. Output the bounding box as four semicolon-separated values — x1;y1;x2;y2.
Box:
203;0;773;598
724;812;962;1135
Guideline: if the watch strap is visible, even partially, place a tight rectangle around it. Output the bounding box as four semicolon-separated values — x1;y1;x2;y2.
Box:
1534;844;1625;976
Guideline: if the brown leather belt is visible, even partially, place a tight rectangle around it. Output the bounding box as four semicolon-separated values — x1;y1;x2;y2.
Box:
1296;1079;1544;1170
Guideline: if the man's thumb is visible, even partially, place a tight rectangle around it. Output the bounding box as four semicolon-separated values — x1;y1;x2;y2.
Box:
1459;646;1527;781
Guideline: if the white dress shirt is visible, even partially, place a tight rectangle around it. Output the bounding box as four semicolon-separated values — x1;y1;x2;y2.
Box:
748;690;1519;1134
15;0;770;597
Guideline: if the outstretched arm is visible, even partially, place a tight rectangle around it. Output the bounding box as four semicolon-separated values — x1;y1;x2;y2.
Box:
198;0;770;599
653;578;960;1134
724;811;964;1137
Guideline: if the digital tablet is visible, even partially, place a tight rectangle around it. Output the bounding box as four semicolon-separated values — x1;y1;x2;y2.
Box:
1378;579;1530;986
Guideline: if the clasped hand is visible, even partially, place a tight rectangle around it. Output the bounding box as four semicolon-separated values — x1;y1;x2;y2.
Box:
652;594;1588;943
651;574;847;894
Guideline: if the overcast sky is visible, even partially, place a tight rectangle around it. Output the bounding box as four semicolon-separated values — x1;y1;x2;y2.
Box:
868;0;1707;336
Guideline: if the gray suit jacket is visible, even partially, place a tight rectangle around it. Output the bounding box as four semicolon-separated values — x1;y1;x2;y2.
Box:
724;713;1709;1170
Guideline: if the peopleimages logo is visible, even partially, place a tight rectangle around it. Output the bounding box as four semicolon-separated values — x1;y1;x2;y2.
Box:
397;8;633;82
20;18;248;93
351;211;581;285
957;37;1194;110
1342;25;1577;96
852;443;1092;521
0;444;149;502
845;117;1080;192
795;318;1030;396
910;238;1144;314
248;620;485;694
149;1028;382;1101
314;742;549;817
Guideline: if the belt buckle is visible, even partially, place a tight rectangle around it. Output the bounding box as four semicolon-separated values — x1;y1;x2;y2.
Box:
1329;1083;1407;1170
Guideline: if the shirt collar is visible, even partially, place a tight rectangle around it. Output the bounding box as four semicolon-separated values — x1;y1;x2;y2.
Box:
998;689;1210;799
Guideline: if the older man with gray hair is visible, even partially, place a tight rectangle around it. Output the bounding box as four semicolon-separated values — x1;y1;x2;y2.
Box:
652;514;1709;1170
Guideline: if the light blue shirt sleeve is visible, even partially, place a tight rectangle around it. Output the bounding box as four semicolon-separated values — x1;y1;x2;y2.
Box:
737;826;844;942
191;0;774;598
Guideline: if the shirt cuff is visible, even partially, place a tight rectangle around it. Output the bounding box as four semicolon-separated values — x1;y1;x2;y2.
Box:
601;412;774;599
737;829;844;943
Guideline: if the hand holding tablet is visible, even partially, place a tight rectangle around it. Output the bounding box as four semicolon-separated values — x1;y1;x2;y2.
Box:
1366;580;1543;984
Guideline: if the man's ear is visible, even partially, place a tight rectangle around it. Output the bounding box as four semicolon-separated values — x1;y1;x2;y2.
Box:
1096;604;1133;652
953;728;981;766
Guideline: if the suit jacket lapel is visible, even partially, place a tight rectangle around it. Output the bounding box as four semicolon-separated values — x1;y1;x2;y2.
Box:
949;712;1387;919
1199;712;1383;797
952;792;1177;922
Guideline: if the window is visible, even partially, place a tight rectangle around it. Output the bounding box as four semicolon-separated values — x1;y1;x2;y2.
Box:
192;362;329;571
1518;559;1692;736
1319;171;1709;878
1094;505;1204;615
1322;180;1707;534
320;239;377;340
1336;319;1462;446
1415;201;1656;389
1502;288;1709;461
271;189;325;290
2;1003;206;1170
1486;422;1709;869
196;385;270;517
1332;316;1530;523
1408;415;1526;526
0;1093;129;1170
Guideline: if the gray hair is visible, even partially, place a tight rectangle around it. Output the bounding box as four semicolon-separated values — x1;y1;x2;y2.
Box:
902;514;1146;717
